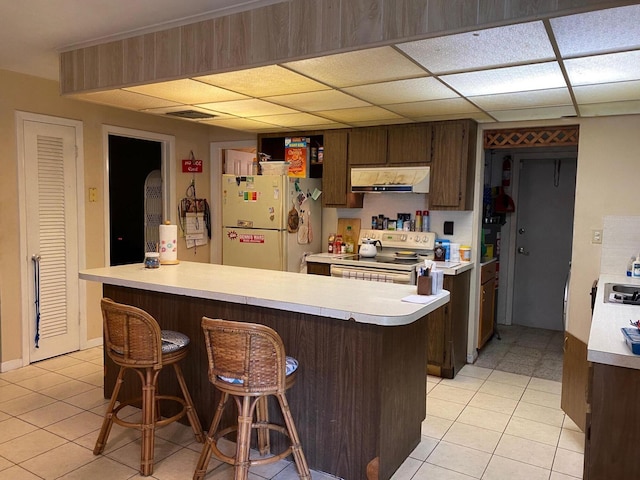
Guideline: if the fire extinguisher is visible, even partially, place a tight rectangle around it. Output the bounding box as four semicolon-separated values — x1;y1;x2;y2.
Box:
502;155;512;188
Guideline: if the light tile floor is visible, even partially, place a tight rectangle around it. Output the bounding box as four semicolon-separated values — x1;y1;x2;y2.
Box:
0;347;584;479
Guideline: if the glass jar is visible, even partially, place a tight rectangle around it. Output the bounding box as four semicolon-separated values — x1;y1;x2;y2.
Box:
144;252;160;269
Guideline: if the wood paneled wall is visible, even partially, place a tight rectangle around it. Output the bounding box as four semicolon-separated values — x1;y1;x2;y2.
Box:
59;0;631;94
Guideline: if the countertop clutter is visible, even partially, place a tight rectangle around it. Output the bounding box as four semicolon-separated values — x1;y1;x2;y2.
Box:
588;274;640;369
79;261;449;327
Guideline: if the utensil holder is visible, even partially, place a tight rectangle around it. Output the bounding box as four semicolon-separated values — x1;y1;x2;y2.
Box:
417;275;432;295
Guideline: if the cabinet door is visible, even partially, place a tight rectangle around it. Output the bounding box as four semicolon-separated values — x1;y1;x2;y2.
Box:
561;331;588;432
430;120;476;210
348;127;387;165
478;278;495;349
388;124;431;165
322;130;363;208
426;305;447;377
307;262;331;276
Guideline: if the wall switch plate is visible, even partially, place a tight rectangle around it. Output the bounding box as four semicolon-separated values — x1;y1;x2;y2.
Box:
89;187;97;202
444;221;454;235
591;229;602;244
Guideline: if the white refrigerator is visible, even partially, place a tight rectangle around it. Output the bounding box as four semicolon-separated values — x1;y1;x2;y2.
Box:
222;174;322;272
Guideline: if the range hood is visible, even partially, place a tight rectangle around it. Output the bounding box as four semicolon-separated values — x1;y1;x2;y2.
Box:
351;166;430;193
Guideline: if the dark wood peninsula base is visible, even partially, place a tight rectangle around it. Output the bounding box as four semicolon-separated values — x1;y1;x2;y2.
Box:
103;284;431;480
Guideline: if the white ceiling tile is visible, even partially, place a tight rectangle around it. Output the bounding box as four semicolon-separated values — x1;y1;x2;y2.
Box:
412;112;495;123
488;105;577;122
71;89;181;110
124;79;247;104
551;4;640;57
397;21;554;73
469;88;572;110
195;65;330;97
385;98;480;118
573;80;640;104
564;51;640;86
263;90;371;111
315;106;404;123
343;77;458;104
349;118;412;127
250;112;336;127
283;46;426;87
141;105;234;119
441;62;566;97
198;117;282;132
579;100;640;117
195;99;297;117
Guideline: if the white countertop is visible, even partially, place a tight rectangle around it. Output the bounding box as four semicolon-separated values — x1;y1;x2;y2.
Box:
306;253;474;276
588;274;640;369
79;261;449;327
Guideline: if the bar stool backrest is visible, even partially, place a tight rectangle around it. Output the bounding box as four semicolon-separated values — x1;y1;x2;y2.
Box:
101;298;163;370
201;317;287;395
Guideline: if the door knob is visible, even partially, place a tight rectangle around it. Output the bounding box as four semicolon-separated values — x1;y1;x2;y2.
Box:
517;247;530;256
518;228;526;234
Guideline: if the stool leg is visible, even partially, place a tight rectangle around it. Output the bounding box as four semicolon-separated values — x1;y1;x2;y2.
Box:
173;363;204;442
277;393;311;480
140;368;157;476
256;396;270;456
234;396;253;480
193;392;229;480
94;366;125;455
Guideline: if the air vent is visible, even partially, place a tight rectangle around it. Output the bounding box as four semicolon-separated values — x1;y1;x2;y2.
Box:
165;110;216;119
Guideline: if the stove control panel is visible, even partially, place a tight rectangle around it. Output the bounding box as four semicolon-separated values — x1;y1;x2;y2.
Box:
358;229;436;250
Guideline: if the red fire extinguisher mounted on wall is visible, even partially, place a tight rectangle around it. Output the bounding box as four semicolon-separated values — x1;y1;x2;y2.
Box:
495;155;515;213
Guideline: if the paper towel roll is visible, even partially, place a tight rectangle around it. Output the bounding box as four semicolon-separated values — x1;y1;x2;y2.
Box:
159;223;179;264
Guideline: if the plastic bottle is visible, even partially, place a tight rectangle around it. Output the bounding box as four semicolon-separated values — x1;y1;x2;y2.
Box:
333;234;343;254
633;254;640;278
627;256;635;276
415;210;422;232
423;210;430;232
344;226;355;254
328;233;335;253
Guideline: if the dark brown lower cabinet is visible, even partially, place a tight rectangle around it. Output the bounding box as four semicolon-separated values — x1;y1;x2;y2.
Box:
306;261;330;276
584;361;640;479
427;271;471;378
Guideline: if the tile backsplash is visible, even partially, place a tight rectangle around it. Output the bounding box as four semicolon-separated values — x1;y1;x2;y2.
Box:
333;193;473;244
600;215;640;275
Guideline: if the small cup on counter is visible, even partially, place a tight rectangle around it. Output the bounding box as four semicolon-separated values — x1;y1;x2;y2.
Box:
144;252;160;269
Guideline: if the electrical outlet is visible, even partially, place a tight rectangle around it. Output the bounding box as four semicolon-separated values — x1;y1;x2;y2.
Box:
591;229;602;244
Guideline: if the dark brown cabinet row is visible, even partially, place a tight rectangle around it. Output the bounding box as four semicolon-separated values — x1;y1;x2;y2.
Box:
478;261;496;349
305;264;471;379
258;119;477;211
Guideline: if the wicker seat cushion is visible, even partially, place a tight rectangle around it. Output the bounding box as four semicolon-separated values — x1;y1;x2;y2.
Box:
218;356;298;384
161;330;190;353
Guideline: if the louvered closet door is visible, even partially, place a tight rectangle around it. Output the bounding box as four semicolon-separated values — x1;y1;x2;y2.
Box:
24;120;80;361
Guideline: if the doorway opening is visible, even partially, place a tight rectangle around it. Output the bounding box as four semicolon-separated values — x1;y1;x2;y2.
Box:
103;126;176;267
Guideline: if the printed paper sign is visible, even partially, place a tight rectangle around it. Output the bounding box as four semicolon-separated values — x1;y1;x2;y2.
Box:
239;234;265;244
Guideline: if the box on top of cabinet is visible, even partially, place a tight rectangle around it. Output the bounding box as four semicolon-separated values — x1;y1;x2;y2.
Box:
285;137;309;177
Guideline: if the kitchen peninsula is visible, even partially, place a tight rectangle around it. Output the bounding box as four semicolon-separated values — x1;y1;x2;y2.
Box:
80;261;449;480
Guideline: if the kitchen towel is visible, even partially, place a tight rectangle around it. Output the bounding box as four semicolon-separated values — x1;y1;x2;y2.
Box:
159;223;178;264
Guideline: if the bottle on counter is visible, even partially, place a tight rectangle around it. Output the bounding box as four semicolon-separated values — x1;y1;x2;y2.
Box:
328;233;335;253
344;226;355;253
415;210;422;232
633;254;640;278
423;210;430;232
334;234;343;254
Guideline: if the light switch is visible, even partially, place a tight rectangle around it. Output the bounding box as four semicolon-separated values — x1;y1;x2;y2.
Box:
89;187;97;202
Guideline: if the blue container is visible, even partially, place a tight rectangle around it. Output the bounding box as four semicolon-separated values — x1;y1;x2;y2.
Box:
621;327;640;354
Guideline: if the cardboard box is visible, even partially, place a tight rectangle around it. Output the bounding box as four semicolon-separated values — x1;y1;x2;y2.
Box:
285;137;309;177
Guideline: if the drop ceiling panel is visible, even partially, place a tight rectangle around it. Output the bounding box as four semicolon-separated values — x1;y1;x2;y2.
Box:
195;65;330;97
412;112;495;123
195;98;297;117
564;51;640;86
141;105;234;119
469;88;572;110
441;62;566;97
550;4;640;57
489;105;576;122
263;90;371;111
283;46;426;88
343;77;458;104
250;112;336;127
385;98;480;118
315;106;404;123
198;117;283;132
579;100;640;117
573;80;640;104
398;22;555;74
124;79;247;104
72;89;181;110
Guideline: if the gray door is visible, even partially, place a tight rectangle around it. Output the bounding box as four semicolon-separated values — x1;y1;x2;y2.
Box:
513;158;576;331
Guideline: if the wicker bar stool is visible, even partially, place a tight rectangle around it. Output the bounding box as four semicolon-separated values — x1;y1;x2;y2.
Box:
194;317;310;480
94;298;204;476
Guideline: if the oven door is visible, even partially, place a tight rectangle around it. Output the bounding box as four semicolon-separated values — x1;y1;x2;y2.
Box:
330;265;414;284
